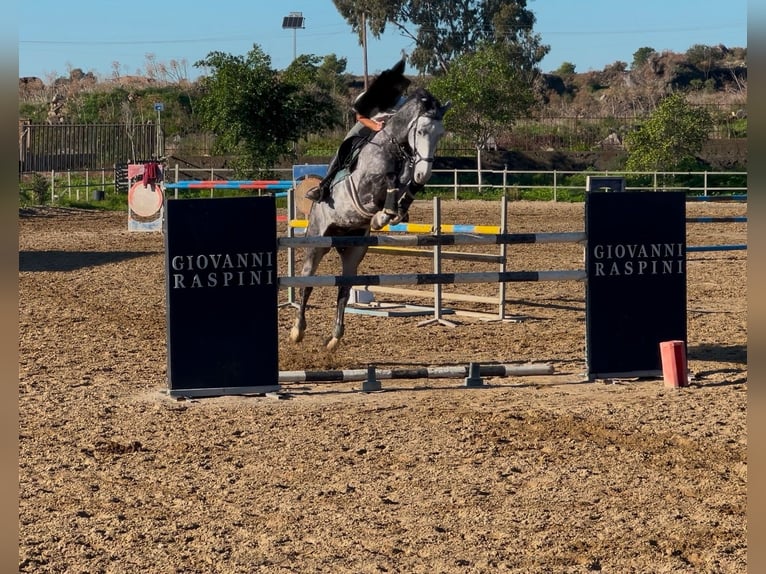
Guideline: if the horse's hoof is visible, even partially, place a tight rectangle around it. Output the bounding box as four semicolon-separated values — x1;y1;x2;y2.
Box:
389;211;407;225
371;212;391;230
289;326;304;343
325;337;340;352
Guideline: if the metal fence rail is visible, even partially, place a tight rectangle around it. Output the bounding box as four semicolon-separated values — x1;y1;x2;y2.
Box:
18;166;748;204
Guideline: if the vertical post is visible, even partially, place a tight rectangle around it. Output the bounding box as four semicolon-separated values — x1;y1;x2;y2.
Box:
497;196;508;320
174;164;179;199
553;169;557;202
704;171;708;197
453;169;458;200
85;170;89;202
101;169;105;199
50;170;55;203
285;182;297;307
155;106;161;158
361;13;369;90
67;171;72;201
418;197;457;328
432;197;443;320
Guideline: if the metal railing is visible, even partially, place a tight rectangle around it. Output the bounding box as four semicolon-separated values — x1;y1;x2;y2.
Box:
19;167;748;204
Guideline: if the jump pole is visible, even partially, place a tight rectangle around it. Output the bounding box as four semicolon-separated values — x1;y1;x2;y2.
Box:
279;362;555;385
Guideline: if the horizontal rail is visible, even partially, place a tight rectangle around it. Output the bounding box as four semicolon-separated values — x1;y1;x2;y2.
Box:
687;244;747;252
278;232;586;249
279;270;587;289
686;194;747;202
686;217;747;223
359;285;499;305
289;220;503;234
367;246;505;263
279;363;554;383
166;180;292;190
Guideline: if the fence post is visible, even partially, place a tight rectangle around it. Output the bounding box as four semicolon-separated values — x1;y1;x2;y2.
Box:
453;169;458;200
553;169;558;202
174;164;180;199
704;171;708;196
50;170;55;203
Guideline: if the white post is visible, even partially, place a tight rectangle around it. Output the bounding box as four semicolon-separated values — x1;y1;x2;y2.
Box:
453;169;458;200
418;197;457;328
497;195;508;320
50;170;55;203
432;197;443;320
174;164;180;199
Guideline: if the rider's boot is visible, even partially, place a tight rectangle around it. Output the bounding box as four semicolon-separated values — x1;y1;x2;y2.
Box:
305;180;330;202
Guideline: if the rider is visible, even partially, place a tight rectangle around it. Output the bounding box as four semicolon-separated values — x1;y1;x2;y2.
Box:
305;59;411;203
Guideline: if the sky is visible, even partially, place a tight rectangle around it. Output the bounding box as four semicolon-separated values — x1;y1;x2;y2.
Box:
18;0;748;82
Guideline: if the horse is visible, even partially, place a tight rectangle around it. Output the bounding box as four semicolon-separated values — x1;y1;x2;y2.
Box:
290;87;451;350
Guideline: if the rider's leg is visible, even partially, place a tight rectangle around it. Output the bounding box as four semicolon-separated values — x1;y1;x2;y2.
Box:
306;124;369;202
305;151;340;201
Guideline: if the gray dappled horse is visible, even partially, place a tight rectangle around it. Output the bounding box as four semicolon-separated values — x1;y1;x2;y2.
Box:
290;87;451;350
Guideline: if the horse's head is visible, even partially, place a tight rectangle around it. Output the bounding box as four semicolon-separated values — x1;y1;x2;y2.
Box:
402;88;452;185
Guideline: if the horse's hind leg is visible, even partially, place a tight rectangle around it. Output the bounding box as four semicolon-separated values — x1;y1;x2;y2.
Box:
326;245;368;351
289;246;329;343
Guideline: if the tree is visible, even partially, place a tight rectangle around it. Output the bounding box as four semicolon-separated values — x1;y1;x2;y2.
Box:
632;47;656;69
331;0;549;75
685;44;724;80
428;42;537;188
194;45;340;174
624;93;713;172
555;62;576;76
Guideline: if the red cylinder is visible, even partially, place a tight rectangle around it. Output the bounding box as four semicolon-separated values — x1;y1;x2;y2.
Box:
660;340;688;388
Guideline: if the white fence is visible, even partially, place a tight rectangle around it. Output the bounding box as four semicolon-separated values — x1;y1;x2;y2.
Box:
22;166;748;203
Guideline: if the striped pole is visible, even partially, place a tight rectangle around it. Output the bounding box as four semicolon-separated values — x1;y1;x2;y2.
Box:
686;217;747;223
278;231;586;249
166;180;293;190
279;363;554;383
289;219;503;234
687;244;747;252
367;245;505;263
687;194;747;202
279;270;586;289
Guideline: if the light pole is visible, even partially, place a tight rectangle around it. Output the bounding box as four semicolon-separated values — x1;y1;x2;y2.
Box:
282;12;305;62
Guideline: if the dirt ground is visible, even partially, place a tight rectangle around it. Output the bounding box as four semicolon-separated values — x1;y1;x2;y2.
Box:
19;199;747;573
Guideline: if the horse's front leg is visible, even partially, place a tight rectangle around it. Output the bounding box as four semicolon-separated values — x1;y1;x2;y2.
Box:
371;173;401;230
290;246;329;343
325;245;367;351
